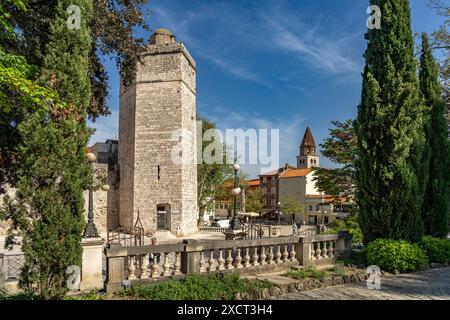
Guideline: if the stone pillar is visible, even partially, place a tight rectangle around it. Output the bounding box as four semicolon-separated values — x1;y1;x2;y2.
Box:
0;253;4;290
80;237;105;292
336;231;352;258
296;237;313;266
181;239;202;275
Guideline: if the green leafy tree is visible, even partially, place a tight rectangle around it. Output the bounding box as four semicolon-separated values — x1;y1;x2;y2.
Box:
355;0;426;244
281;197;304;224
197;116;234;223
1;0;92;299
243;187;264;213
0;1;65;194
419;33;450;237
1;0;150;194
313;120;357;199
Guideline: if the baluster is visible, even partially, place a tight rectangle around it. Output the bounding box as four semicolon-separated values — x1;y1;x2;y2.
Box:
140;254;149;279
316;242;322;259
128;256;137;280
328;241;334;257
234;248;243;269
267;246;275;264
311;243;316;259
208;250;216;271
243;247;251;267
290;244;297;262
163;253;171;276
282;244;289;262
259;246;267;265
151;254;160;278
199;251;206;272
322;241;328;258
217;250;225;270
275;245;282;263
252;247;259;266
226;249;234;270
174;252;182;275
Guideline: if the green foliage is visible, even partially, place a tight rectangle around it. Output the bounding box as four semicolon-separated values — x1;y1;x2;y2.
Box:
197;116;234;219
4;0;150;120
419;236;450;264
356;0;426;243
366;239;428;273
321;212;363;244
333;262;347;277
64;290;103;300
244;187;264;213
281;197;304;223
419;33;450;238
117;273;273;300
0;1;62;114
339;249;368;269
286;266;328;280
313;120;356;199
0;0;93;299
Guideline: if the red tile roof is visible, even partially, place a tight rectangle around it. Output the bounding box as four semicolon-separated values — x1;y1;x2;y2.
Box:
279;168;313;178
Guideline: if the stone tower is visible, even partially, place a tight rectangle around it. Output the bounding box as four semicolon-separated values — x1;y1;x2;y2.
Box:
297;127;320;168
118;28;198;236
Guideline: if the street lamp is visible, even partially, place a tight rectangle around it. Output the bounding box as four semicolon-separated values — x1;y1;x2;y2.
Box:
83;152;109;238
277;202;281;224
230;161;242;230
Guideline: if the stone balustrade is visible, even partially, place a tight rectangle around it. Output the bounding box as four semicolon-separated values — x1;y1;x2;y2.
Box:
104;231;352;293
298;232;352;266
198;226;228;233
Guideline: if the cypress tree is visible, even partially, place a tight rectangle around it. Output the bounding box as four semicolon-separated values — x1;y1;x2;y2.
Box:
355;0;426;243
419;33;450;238
2;0;93;298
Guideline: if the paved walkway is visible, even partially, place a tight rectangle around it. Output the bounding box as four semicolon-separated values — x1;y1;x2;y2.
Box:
270;267;450;300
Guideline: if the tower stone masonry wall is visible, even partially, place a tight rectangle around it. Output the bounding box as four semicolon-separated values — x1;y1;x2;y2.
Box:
118;34;198;237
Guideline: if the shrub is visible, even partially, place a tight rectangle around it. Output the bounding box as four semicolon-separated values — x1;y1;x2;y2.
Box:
117;273;273;300
419;236;450;264
286;266;328;280
340;249;368;268
320;213;363;244
366;239;428;273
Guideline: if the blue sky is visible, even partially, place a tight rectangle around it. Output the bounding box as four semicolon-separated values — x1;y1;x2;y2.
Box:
89;0;446;178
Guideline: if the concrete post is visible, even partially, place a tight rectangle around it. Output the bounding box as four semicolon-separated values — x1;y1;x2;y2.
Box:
295;237;313;266
105;244;127;294
336;231;352;258
181;239;203;275
80;237;105;292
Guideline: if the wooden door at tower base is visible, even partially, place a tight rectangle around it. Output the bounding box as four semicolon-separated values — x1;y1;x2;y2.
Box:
157;204;171;230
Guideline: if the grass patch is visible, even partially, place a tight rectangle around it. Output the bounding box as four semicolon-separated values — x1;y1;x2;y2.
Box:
333;262;347;277
286;266;328;280
116;273;273;300
64;290;103;300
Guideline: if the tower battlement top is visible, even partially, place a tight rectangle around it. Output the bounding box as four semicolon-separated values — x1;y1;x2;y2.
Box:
150;28;176;45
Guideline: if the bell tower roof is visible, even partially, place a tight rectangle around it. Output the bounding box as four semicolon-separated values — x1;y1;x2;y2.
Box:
300;126;316;147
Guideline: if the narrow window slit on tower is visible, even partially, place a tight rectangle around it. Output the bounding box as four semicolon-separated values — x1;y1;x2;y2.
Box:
157;165;161;180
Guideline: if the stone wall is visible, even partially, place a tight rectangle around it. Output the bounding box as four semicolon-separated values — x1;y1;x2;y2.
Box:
83;163;120;237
